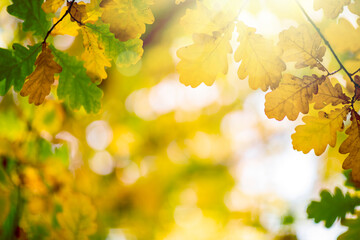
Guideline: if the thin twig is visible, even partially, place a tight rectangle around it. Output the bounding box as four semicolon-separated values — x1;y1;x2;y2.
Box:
351;68;360;76
42;0;76;43
295;0;360;108
327;68;342;76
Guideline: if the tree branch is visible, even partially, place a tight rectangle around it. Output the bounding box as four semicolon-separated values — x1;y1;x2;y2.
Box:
42;0;76;43
295;0;360;108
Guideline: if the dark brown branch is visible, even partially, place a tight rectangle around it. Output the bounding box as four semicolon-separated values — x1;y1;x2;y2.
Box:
42;0;76;43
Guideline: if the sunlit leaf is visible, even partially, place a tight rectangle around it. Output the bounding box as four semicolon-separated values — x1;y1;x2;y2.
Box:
278;24;326;71
235;22;286;91
177;28;233;87
100;0;154;41
313;0;350;19
292;106;349;156
265;74;326;121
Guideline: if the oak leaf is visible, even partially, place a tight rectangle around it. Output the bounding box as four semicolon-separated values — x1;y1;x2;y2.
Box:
339;111;360;182
338;213;360;240
51;47;103;113
235;22;286;91
324;19;360;53
265;74;326;121
68;1;88;23
307;187;360;228
20;43;62;105
314;0;350;19
87;23;143;68
42;0;64;13
278;24;326;71
180;0;243;35
292;106;349;156
81;27;111;81
176;29;233;87
7;0;50;36
100;0;154;41
52;6;81;36
0;43;41;95
312;78;350;110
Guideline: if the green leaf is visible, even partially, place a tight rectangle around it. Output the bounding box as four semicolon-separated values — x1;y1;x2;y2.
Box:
50;46;103;113
7;0;50;36
307;187;360;228
0;43;41;95
338;213;360;240
86;23;143;68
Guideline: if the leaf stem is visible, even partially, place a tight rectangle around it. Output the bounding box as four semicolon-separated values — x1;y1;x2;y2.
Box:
351;68;360;76
42;0;76;43
295;0;360;108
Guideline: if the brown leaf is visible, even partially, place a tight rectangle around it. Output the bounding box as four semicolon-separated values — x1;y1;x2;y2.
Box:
339;110;360;182
312;78;350;109
68;1;87;23
20;43;62;105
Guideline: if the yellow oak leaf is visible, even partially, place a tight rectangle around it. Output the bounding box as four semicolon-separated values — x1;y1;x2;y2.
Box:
292;106;349;156
51;6;80;36
340;111;360;182
324;18;360;53
314;0;350;19
311;78;350;110
85;0;103;23
235;22;286;91
349;0;360;19
176;28;233;87
180;0;243;35
20;43;62;105
278;24;326;71
100;0;154;41
42;0;64;13
81;27;111;81
57;194;97;240
265;74;326;121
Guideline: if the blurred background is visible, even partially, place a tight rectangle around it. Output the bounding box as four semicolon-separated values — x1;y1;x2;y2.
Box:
0;0;357;239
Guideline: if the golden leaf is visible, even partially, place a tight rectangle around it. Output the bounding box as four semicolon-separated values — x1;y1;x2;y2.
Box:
312;78;350;110
176;28;233;87
340;111;360;182
100;0;154;41
180;0;243;35
42;0;64;13
278;24;326;71
51;6;80;36
85;0;103;23
265;74;326;121
235;22;286;91
314;0;350;19
20;43;62;105
81;27;111;81
324;18;360;53
292;106;349;156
